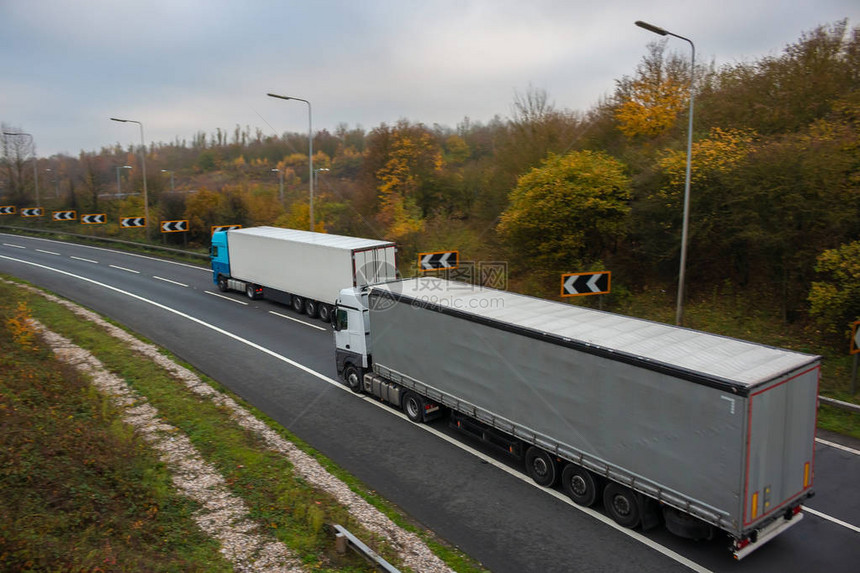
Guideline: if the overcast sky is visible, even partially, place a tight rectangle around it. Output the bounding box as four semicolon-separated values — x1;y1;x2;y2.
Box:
2;1;857;158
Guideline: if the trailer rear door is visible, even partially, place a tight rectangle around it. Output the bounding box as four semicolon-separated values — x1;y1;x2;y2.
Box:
743;365;819;529
353;245;397;286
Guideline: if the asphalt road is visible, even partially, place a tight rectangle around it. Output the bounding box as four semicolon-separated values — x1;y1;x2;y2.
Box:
2;232;859;573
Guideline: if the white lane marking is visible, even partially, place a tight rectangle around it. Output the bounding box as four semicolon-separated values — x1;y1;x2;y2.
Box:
36;249;61;255
816;438;860;457
110;265;140;274
153;276;188;287
71;256;99;264
0;232;208;271
205;291;248;305
804;507;860;534
2;243;26;249
269;311;327;332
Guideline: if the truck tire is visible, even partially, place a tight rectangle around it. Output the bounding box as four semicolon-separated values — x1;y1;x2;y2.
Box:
562;464;599;507
217;275;229;292
318;304;332;324
245;283;259;300
291;295;305;314
603;483;641;529
343;365;363;394
663;506;713;540
525;446;557;487
305;299;319;318
402;391;425;423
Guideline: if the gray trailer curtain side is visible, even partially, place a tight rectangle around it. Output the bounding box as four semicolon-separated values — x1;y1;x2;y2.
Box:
366;279;819;537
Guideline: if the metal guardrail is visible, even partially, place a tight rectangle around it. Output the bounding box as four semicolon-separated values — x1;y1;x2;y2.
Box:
331;524;400;572
0;225;209;261
819;396;860;414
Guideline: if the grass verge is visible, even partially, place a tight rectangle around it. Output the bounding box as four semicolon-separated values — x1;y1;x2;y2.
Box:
0;276;486;573
0;298;231;571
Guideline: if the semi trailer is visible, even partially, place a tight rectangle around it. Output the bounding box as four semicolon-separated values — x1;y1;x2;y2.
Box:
334;277;820;559
210;226;396;323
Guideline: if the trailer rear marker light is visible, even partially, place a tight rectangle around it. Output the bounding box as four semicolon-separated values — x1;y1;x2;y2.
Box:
751;492;759;519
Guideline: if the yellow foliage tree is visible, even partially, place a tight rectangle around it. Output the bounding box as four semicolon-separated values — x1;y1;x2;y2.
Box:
658;127;756;193
615;76;687;138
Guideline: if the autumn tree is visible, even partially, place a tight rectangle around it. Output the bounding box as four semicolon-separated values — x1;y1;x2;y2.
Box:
363;121;447;241
808;241;860;341
614;44;690;139
497;150;632;277
496;87;587;183
697;20;860;135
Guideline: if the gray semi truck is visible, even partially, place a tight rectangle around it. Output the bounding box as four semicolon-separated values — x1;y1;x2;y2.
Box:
334;277;819;559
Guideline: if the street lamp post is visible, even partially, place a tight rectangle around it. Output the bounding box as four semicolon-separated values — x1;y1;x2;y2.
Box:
635;20;696;326
3;131;38;205
314;167;329;188
116;165;132;196
271;168;284;203
161;170;175;192
110;118;149;239
267;93;314;231
45;168;60;198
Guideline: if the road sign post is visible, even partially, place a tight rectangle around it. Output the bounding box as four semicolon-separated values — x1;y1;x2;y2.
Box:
81;214;107;225
120;217;146;229
52;210;77;221
561;271;611;297
211;225;242;234
418;250;459;272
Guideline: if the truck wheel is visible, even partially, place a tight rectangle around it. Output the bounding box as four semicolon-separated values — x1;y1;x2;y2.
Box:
343;365;363;394
562;464;599;507
402;391;425;423
525;446;557;487
245;283;258;300
305;299;319;318
663;506;713;540
318;304;331;323
291;295;305;314
603;483;641;529
217;275;229;292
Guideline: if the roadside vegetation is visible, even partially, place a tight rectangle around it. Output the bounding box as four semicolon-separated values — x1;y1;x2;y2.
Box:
0;277;484;572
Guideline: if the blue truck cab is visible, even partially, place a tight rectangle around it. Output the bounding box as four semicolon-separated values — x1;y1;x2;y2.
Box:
209;230;230;286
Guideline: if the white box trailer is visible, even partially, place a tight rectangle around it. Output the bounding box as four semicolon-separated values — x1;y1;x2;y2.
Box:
334;277;819;558
210;226;396;322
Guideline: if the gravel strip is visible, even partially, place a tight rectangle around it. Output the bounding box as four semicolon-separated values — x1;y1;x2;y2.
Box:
15;282;454;573
30;319;307;573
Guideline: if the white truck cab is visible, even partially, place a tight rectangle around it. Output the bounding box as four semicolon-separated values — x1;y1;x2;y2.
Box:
334;287;371;392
